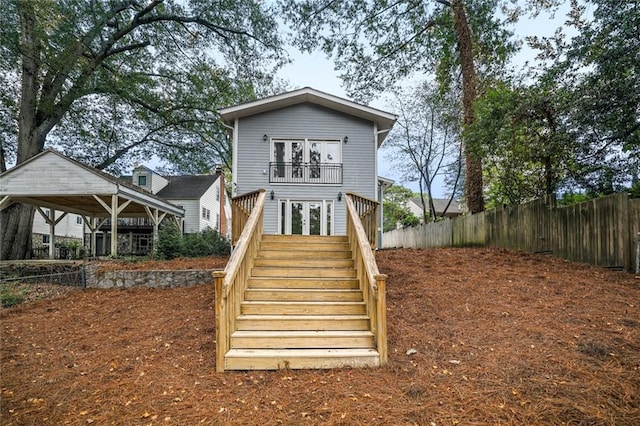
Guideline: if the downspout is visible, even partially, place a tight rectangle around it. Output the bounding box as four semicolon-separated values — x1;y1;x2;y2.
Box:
375;128;392;250
222;121;237;196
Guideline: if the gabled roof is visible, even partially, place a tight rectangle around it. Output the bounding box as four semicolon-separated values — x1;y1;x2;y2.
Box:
218;87;397;144
0;149;183;217
410;197;463;215
157;175;220;200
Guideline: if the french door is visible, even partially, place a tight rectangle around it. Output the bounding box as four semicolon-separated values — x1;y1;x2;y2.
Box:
279;200;333;235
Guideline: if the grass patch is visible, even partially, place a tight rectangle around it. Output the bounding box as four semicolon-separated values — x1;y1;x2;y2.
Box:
0;282;26;308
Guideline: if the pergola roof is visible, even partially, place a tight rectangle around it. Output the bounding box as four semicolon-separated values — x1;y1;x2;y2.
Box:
0;150;183;218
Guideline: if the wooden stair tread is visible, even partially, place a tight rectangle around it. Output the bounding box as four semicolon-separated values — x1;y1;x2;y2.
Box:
232;330;374;337
257;250;352;257
223;348;380;370
248;278;359;289
237;314;370;320
261;235;348;242
251;267;357;278
253;258;354;267
245;288;362;300
235;314;370;331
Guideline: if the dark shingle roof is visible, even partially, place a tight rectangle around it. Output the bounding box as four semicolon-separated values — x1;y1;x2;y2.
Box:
410;197;462;215
156;174;220;199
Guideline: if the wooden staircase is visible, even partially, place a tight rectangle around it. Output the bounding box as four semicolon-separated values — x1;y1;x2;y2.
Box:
223;234;381;370
215;190;386;372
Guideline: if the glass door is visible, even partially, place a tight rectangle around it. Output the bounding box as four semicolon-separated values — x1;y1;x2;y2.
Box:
280;200;333;235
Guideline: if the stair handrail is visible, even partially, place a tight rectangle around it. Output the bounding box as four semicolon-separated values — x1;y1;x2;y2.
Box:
213;189;266;372
345;193;387;365
230;189;263;246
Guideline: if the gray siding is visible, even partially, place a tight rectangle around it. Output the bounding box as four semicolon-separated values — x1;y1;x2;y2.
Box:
235;103;377;235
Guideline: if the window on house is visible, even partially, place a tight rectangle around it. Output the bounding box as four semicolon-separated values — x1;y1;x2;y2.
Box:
270;139;342;184
215;186;220;201
76;216;82;225
43;235;50;244
216;213;220;230
138;175;147;186
206;209;210;220
202;207;210;221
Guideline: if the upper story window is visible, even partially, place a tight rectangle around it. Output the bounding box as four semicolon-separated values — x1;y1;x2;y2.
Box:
138;175;147;186
270;139;342;184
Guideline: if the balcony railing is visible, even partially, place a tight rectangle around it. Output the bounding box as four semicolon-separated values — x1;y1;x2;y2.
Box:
269;162;342;184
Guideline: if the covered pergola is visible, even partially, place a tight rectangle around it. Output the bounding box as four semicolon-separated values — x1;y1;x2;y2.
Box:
0;150;184;259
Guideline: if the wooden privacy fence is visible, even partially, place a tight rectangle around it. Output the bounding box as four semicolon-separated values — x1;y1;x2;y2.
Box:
383;193;640;272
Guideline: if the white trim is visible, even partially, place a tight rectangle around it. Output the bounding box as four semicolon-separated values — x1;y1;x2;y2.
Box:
218;87;397;146
277;199;334;236
373;122;379;200
232;118;239;196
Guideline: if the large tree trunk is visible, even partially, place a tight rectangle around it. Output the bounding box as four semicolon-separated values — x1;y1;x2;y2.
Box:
451;0;485;213
1;1;42;260
0;205;35;260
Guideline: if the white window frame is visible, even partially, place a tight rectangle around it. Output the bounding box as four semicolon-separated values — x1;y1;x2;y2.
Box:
277;199;334;236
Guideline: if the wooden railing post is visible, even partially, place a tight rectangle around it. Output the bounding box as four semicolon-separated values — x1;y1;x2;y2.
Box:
213;271;227;373
375;273;388;365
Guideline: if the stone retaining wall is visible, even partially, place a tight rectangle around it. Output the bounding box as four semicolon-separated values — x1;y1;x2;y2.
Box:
85;265;216;289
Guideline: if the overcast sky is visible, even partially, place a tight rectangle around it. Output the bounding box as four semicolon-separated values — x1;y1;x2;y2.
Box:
276;3;583;198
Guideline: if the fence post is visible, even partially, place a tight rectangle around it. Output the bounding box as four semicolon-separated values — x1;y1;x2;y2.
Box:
636;232;640;274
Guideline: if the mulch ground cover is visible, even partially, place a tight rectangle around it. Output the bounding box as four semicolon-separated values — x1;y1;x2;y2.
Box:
1;248;639;425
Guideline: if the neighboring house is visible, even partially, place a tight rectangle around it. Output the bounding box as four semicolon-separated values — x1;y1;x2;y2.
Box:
218;87;397;236
31;209;85;258
407;196;464;221
95;166;231;255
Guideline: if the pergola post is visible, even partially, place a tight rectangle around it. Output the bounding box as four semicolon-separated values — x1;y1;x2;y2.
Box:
111;195;118;256
90;218;97;257
49;209;56;260
36;207;67;260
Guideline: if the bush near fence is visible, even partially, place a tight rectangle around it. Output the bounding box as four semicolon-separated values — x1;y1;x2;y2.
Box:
383;193;640;272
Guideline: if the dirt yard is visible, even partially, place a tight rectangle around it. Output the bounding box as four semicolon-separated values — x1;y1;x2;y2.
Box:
1;248;639;425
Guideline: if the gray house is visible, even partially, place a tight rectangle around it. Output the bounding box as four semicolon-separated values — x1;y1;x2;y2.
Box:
219;87;397;236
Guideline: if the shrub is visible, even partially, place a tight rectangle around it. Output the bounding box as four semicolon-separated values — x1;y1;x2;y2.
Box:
156;224;185;260
156;226;230;259
0;283;25;308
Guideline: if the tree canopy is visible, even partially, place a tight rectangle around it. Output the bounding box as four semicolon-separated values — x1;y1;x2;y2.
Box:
0;0;286;260
472;0;639;204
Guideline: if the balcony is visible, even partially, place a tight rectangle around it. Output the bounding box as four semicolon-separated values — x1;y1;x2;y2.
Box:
269;162;343;184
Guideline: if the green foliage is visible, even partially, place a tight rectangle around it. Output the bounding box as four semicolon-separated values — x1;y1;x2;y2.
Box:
157;226;230;260
1;0;286;173
557;191;593;206
0;283;25;308
156;225;185;260
529;0;639;195
383;185;421;232
282;0;520;100
468;81;572;207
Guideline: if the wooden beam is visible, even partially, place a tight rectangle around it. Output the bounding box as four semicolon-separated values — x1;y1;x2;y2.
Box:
116;199;132;215
53;211;68;226
93;195;112;214
0;196;13;211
